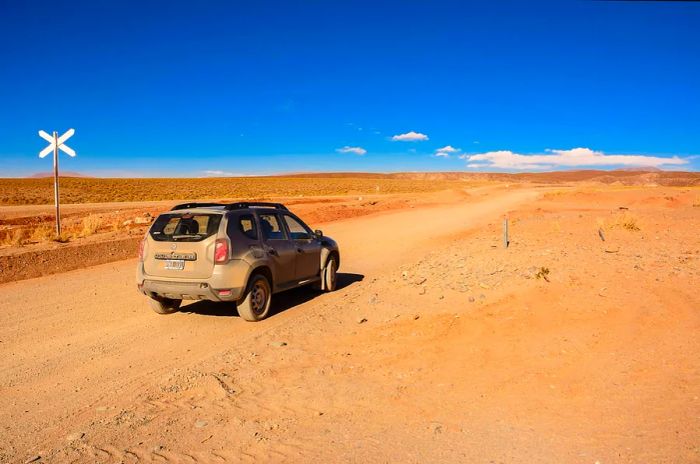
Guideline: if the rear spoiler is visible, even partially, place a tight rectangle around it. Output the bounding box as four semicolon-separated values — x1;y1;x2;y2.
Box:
170;202;288;211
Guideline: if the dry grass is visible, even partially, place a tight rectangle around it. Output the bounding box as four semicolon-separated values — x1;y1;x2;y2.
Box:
80;215;104;237
542;190;570;200
0;229;25;247
535;267;550;282
0;177;459;206
0;215;118;249
30;224;56;242
619;213;641;231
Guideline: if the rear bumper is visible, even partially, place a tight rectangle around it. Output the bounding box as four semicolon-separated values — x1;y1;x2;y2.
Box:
137;259;249;302
139;279;243;302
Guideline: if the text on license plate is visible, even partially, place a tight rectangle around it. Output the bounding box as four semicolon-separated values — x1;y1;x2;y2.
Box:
165;259;185;270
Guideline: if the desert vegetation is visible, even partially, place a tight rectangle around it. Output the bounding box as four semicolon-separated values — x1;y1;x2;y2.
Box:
0;176;460;206
2;170;700;206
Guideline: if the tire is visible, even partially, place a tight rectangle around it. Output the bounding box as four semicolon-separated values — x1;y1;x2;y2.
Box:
324;255;338;292
237;274;272;322
148;296;181;315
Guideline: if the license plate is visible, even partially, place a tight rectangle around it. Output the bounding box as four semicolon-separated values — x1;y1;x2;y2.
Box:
164;259;185;270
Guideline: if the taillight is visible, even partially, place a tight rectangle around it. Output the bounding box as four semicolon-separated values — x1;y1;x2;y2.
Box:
138;238;146;261
214;238;229;264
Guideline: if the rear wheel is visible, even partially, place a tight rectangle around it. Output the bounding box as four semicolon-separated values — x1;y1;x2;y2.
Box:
237;274;272;322
148;296;182;315
324;256;338;292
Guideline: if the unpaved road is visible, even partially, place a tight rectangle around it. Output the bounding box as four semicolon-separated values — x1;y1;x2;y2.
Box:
2;186;699;463
0;187;538;462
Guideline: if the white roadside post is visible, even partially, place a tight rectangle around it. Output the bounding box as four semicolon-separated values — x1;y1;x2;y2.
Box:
39;128;76;236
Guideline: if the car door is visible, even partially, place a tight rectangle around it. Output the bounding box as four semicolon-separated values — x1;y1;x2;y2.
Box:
282;213;322;281
258;212;296;288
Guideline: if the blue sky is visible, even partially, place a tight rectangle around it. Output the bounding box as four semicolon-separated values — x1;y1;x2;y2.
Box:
1;0;698;177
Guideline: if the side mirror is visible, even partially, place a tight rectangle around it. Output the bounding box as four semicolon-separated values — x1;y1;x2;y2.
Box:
314;229;323;239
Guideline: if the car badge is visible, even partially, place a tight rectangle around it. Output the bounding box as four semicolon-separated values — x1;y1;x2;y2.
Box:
170;243;177;250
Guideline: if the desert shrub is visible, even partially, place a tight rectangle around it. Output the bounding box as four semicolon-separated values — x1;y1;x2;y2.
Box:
535;267;550;282
30;224;56;242
620;214;640;231
80;215;103;237
53;231;71;243
0;228;26;247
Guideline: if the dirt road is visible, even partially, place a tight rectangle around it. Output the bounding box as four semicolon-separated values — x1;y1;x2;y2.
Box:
2;186;698;463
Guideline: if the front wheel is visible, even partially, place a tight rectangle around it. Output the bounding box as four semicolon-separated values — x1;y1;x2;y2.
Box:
148;296;182;315
324;256;338;292
237;274;272;322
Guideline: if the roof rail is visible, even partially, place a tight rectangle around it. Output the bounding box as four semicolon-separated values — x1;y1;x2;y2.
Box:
225;202;288;211
171;202;226;211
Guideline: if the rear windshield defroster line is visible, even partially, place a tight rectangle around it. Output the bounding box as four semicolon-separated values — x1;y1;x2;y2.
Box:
149;213;222;242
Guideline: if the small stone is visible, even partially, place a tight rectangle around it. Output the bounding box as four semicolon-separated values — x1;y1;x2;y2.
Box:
66;432;85;442
401;271;409;280
270;341;287;347
413;314;420;320
25;456;41;463
418;287;427;295
479;294;486;300
195;420;208;428
468;296;475;303
357;317;368;324
96;406;108;412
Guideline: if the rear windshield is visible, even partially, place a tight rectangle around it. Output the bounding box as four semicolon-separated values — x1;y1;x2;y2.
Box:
150;213;222;242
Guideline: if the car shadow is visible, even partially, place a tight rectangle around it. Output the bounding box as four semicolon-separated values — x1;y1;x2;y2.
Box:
178;272;364;318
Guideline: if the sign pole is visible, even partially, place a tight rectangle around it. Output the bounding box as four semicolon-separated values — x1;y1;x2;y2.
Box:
53;130;61;236
38;128;76;237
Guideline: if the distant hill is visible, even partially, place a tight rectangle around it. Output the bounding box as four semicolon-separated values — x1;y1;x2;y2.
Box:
614;166;663;172
283;170;700;186
20;169;698;187
29;171;91;178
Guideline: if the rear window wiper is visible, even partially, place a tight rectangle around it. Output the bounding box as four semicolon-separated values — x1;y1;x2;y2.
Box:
172;234;203;240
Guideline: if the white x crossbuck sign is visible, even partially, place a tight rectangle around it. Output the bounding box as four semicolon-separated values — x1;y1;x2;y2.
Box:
39;129;76;158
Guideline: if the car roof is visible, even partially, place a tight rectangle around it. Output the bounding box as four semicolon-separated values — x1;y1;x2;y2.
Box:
167;202;289;214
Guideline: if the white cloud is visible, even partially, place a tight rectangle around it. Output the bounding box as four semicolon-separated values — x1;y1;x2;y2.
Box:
202;170;241;177
464;147;688;170
435;145;460;158
336;146;367;156
391;131;429;142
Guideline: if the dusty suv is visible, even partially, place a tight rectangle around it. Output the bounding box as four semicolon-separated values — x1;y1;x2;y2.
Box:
137;202;340;321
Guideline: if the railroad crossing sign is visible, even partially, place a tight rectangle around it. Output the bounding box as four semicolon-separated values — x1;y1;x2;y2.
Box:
38;129;77;236
39;129;76;158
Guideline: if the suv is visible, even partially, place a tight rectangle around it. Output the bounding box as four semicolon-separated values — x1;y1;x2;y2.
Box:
136;202;340;321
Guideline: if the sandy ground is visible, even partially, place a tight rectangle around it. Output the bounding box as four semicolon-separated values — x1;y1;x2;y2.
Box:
0;185;699;463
